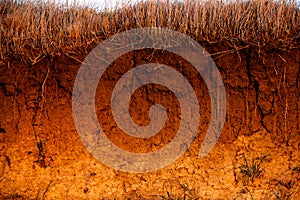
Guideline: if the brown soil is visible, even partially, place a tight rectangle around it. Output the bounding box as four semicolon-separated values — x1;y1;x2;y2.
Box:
0;45;299;199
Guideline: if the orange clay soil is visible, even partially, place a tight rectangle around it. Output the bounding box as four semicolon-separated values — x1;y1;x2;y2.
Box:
0;46;299;199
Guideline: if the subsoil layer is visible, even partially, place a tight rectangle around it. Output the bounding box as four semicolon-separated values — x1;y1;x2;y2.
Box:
0;46;299;199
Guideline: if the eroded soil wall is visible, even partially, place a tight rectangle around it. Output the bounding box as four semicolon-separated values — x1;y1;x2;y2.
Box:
0;47;299;199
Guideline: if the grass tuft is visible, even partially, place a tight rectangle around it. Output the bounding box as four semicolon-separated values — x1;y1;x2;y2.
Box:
237;153;269;185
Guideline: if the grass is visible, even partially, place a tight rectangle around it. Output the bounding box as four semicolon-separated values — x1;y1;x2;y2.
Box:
269;166;300;200
0;0;299;65
237;153;268;185
160;170;200;200
271;186;295;200
161;181;199;200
